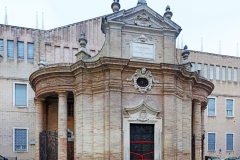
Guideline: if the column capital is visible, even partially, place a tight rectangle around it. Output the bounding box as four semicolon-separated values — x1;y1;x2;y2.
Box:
56;91;68;97
193;99;201;105
34;97;45;104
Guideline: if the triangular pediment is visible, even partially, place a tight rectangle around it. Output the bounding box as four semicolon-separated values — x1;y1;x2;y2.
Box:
104;4;181;33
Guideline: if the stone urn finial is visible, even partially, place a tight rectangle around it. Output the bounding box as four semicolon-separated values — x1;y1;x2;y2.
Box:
111;0;121;13
38;57;45;69
164;5;173;19
78;31;87;48
182;45;190;64
76;31;90;61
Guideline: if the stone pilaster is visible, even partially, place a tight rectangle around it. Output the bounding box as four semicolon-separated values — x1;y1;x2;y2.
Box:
193;100;202;160
34;98;45;160
57;91;68;160
201;107;205;158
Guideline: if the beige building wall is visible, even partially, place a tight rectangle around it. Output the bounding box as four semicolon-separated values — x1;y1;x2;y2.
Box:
179;50;240;159
0;18;105;159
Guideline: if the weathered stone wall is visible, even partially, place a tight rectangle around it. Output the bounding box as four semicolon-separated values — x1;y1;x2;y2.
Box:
0;17;105;159
177;49;240;158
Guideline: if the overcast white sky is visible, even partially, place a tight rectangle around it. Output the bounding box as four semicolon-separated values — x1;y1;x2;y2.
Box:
1;0;240;56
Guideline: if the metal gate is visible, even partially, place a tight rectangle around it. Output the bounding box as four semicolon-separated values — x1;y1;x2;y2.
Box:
192;134;195;160
130;124;154;160
67;141;74;160
39;130;58;160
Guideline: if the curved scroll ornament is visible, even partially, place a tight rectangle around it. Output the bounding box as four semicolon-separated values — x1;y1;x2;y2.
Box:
127;68;159;93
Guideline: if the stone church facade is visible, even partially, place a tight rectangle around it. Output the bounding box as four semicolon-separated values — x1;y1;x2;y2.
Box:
0;1;218;160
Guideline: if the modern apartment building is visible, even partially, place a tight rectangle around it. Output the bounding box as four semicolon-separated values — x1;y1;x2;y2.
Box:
0;1;239;160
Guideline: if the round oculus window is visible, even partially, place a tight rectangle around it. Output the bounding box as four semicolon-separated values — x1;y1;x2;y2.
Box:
137;78;149;87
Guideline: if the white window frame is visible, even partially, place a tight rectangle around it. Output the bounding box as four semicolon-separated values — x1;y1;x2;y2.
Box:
13;127;29;152
225;98;234;117
207;97;217;116
225;133;234;151
13;82;28;107
207;132;216;151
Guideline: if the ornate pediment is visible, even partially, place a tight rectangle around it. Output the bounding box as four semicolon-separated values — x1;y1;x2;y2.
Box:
124;100;161;121
102;4;181;32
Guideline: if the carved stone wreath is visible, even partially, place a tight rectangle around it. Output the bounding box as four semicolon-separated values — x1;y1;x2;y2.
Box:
127;68;159;93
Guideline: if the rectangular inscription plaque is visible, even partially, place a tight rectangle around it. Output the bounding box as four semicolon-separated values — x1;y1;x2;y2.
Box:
131;42;155;60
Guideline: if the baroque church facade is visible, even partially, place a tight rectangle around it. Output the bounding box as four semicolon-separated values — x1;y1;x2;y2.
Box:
8;0;240;159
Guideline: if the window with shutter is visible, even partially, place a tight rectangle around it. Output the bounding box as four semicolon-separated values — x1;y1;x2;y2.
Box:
17;42;24;60
14;128;28;152
15;83;27;106
0;39;3;51
7;40;14;59
226;134;233;151
208;133;216;151
208;98;216;116
226;99;233;117
27;43;34;61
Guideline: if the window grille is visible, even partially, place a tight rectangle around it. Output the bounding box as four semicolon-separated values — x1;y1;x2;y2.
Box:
208;98;215;116
15;84;27;106
226;134;233;151
208;133;216;151
15;129;27;151
226;99;233;117
0;39;3;51
68;103;74;117
17;42;24;60
27;43;34;61
7;40;14;59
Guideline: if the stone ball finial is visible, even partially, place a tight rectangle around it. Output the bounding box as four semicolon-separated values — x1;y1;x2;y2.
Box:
164;5;173;19
182;45;190;64
78;31;88;48
111;0;121;13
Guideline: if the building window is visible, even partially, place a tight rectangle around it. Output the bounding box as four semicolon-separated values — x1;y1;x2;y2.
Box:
13;128;28;152
208;133;216;151
222;66;226;81
226;99;233;117
208;98;216;116
226;134;234;151
17;42;24;60
7;40;14;59
191;63;195;72
216;66;220;80
204;64;208;79
234;68;237;82
210;65;214;80
0;39;3;51
13;83;28;107
27;43;34;61
228;67;232;81
198;63;202;76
